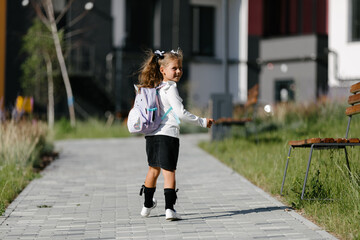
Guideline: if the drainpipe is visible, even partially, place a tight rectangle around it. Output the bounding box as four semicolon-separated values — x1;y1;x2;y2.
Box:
222;0;229;94
327;49;360;82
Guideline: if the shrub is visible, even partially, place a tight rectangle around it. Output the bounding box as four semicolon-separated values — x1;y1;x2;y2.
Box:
0;121;53;215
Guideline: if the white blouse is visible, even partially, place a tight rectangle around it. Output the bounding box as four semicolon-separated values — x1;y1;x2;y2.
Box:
146;81;207;138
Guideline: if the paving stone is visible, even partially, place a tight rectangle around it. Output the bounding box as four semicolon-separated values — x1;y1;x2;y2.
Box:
0;135;337;239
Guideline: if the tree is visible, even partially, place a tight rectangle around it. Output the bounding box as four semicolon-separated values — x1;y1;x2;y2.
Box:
30;0;76;127
21;18;63;129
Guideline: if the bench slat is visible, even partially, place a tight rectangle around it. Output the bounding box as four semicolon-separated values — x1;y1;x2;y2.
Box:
350;82;360;94
215;117;252;125
348;93;360;105
289;137;360;146
335;138;347;143
307;138;321;144
346;105;360;116
321;138;335;143
288;140;306;146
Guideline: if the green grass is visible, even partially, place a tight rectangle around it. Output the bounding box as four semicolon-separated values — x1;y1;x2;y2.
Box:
0;121;53;215
53;118;131;140
200;102;360;240
0;164;38;214
53;117;207;140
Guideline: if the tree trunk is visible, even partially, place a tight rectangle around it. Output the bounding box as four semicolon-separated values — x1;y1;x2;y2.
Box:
43;0;76;127
44;53;54;129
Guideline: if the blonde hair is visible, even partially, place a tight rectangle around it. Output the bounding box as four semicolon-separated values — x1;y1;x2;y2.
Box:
137;49;183;88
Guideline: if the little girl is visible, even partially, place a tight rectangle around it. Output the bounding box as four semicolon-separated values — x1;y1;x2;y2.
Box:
137;49;214;220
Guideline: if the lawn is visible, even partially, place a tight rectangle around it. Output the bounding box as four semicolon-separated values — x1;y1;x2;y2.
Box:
53;117;207;140
200;102;360;240
53;118;131;140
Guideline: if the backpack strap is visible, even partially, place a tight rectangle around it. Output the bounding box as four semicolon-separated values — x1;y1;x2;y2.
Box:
162;107;172;120
157;82;181;124
162;107;181;124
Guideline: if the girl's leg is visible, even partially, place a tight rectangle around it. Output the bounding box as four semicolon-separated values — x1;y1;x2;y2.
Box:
162;169;178;211
143;166;160;208
162;169;176;189
145;166;161;187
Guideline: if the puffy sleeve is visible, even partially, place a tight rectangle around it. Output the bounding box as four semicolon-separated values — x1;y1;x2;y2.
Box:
165;82;207;128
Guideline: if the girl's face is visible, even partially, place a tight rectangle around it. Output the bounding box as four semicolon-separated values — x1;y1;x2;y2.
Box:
160;59;183;82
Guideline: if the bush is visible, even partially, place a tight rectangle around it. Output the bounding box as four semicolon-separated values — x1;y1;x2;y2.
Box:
0;121;53;215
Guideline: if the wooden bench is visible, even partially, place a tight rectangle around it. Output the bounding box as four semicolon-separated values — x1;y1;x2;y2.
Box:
280;82;360;199
215;84;259;126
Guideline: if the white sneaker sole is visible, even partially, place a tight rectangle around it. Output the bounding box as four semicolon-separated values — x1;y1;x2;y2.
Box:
140;198;157;217
165;209;182;221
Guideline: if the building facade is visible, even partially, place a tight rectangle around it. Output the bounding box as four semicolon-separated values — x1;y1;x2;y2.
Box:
328;0;360;97
187;0;248;108
5;0;359;119
111;0;247;115
248;0;328;105
66;0;114;117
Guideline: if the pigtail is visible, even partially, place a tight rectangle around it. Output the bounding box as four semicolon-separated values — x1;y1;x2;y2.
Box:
137;50;163;89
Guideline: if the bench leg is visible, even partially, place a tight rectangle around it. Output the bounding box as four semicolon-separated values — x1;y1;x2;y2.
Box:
280;146;292;195
344;147;351;177
301;144;315;200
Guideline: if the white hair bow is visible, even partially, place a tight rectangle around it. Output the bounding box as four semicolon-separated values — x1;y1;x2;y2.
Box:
154;50;165;58
170;49;179;55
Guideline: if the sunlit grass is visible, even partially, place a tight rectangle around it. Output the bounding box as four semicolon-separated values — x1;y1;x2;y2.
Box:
53;118;131;140
200;102;360;240
53;117;208;140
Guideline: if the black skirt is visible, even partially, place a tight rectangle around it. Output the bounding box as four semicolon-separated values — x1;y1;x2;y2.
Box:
145;135;179;171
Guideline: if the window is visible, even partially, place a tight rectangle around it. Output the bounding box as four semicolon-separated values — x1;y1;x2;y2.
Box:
125;0;156;50
275;80;295;102
262;0;327;37
263;0;297;37
69;44;95;75
351;0;360;41
192;6;215;56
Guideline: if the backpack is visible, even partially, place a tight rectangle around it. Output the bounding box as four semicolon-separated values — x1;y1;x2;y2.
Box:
127;84;173;134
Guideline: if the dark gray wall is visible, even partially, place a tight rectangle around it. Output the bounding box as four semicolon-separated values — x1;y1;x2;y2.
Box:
67;0;114;117
259;35;328;104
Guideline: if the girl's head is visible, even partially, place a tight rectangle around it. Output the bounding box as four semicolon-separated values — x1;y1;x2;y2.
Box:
138;49;183;88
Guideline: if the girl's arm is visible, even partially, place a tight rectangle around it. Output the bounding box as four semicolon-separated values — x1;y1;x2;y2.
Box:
166;84;207;127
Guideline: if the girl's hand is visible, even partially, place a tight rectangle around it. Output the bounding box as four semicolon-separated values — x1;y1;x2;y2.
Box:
206;119;215;128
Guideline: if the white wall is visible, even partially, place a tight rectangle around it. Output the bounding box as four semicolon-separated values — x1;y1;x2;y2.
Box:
189;63;223;107
329;0;360;87
189;0;248;108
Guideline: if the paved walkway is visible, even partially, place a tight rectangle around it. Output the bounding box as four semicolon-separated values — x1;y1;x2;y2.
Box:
0;134;336;240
